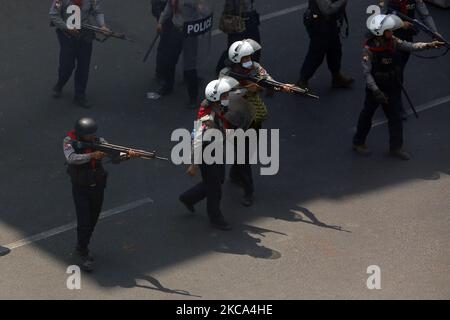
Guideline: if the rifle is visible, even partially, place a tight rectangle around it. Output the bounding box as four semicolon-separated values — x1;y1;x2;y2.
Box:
392;11;450;50
71;140;169;162
143;33;160;63
227;71;319;100
81;23;135;43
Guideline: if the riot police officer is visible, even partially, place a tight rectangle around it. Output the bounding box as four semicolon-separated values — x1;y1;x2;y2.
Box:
353;14;443;160
296;0;354;92
49;0;110;108
155;0;212;108
220;39;292;207
179;77;239;231
63;117;137;271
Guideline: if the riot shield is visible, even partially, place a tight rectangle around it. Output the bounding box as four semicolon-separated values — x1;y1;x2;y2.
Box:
182;0;215;71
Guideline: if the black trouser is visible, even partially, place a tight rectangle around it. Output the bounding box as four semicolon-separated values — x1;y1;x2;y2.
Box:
215;12;262;75
353;87;404;151
229;123;261;197
299;19;342;82
155;21;173;81
179;163;225;222
72;184;104;251
158;24;198;101
56;30;93;97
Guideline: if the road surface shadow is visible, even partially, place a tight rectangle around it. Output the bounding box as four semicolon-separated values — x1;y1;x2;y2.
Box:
288;206;351;233
135;275;202;298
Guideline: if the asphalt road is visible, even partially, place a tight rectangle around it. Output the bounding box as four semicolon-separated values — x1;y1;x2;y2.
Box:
0;0;449;299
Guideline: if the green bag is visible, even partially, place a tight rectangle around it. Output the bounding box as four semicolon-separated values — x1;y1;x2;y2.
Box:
219;0;246;34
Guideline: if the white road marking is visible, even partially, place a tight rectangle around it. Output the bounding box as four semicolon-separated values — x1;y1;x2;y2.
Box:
0;197;153;253
350;95;450;131
371;95;450;128
211;3;308;36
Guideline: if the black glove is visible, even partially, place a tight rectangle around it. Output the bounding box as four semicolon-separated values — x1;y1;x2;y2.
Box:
374;89;388;104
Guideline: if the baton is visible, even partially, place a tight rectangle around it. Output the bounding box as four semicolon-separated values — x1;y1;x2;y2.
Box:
143;33;160;63
399;83;419;119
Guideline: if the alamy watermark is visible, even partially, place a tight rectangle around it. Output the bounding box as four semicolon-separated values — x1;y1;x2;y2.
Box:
366;265;382;290
65;5;81;30
66;265;81;290
171;127;280;176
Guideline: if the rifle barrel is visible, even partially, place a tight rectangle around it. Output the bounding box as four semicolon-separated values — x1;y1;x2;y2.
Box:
393;12;450;48
97;142;169;160
228;71;319;99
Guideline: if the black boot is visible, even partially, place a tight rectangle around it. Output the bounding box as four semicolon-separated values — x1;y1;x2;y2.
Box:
353;144;372;156
241;194;253;207
210;217;232;231
332;72;354;88
389;149;411;161
296;79;311;93
52;85;62;98
74;247;94;272
179;196;195;214
156;85;172;97
74;95;92;109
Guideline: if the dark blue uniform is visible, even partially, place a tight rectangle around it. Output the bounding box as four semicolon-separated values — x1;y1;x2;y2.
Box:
49;0;106;103
298;0;348;84
63;132;107;254
353;36;430;153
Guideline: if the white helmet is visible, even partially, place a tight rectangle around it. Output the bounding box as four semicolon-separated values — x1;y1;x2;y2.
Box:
368;14;404;36
228;39;262;63
204;76;239;102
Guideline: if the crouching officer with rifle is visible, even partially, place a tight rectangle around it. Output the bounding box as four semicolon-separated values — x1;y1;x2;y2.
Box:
353;14;444;161
220;39;301;206
63;117;140;271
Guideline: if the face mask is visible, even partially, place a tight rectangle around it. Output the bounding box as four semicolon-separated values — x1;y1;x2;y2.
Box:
242;61;253;69
221;99;230;107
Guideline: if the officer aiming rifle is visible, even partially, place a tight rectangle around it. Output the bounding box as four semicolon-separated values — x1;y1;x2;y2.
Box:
227;71;320;100
49;0;133;108
63;118;167;272
70;140;169;162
